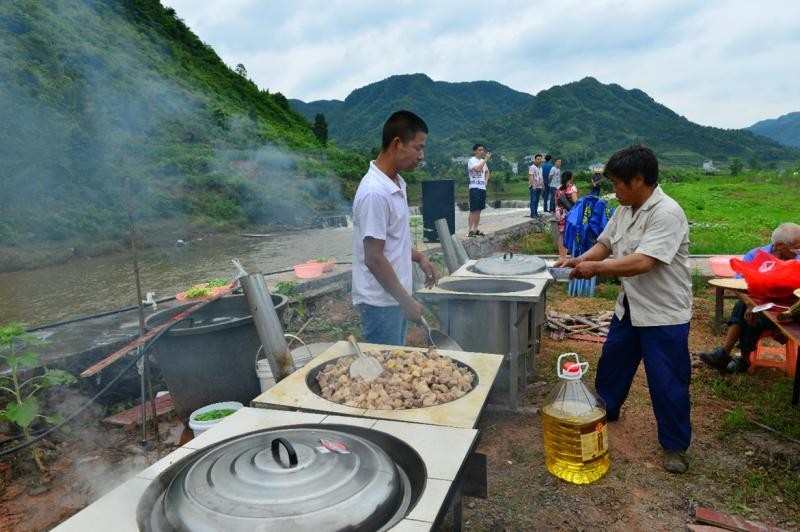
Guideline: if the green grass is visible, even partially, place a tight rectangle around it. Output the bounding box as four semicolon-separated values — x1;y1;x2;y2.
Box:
695;371;800;439
478;170;800;255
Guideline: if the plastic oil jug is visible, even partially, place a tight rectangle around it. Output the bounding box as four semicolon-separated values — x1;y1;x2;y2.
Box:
541;352;609;484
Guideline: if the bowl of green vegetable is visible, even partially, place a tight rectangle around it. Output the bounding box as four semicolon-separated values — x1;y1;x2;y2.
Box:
188;401;243;438
176;278;231;302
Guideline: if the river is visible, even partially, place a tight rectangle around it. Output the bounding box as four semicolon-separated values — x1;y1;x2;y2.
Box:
0;205;529;328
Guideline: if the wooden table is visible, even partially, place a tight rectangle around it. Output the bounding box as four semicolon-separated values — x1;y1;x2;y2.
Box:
736;290;800;405
708;278;748;334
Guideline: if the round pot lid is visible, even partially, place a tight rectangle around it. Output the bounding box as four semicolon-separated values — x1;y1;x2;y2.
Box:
472;252;547;276
161;427;407;531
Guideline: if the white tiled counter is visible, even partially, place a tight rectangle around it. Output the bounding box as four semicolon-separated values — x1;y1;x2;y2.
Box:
55;407;478;531
252;340;502;429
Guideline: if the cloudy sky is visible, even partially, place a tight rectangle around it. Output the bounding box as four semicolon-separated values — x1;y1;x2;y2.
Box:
164;0;798;130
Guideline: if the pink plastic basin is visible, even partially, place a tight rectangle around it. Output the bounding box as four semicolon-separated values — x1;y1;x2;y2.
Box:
293;262;326;279
708;256;739;277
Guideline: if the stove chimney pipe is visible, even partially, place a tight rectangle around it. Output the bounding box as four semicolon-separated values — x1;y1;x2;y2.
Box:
239;273;295;381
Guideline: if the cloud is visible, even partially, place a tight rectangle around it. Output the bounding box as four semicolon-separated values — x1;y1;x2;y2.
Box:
165;0;799;129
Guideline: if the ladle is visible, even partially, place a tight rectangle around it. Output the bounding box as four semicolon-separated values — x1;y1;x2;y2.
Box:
348;335;383;382
420;316;463;351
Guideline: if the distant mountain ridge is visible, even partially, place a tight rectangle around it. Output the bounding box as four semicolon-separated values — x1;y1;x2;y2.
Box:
746;112;800;147
291;75;800;166
291;73;534;153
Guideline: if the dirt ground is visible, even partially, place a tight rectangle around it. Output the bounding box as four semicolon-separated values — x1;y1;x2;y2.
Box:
1;283;799;531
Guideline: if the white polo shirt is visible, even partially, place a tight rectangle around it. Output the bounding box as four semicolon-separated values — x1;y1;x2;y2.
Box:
597;185;692;326
351;161;413;307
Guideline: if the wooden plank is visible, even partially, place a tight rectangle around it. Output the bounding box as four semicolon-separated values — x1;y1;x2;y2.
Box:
567;333;607;343
687;525;734;532
80;280;238;377
102;393;174;426
694;506;787;532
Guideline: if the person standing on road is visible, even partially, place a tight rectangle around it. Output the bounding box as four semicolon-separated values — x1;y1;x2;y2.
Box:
555;144;693;474
352;110;439;345
541;154;554;211
528;153;544;218
547;158;562;213
467;144;491;237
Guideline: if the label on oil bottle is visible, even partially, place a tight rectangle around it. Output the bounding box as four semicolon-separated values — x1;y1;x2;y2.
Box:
579;419;608;462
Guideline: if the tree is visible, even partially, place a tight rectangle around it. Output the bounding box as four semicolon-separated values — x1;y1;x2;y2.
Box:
729;158;743;176
313;113;328;146
234;63;247;78
748;157;762;171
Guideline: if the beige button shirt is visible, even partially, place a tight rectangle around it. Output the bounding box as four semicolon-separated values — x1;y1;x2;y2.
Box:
597;185;692;326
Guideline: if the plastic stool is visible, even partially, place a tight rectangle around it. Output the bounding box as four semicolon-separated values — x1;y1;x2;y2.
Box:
748;332;798;378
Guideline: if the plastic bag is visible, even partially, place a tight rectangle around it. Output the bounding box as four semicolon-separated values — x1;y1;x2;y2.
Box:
730;250;800;299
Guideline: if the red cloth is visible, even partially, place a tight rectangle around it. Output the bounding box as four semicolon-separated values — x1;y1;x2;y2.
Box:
730;250;800;299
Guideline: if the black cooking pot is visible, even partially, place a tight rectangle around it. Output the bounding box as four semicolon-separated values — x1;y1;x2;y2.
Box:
137;424;426;531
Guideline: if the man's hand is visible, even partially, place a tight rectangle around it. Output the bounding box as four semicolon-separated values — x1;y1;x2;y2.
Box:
744;305;757;326
401;298;423;322
554;257;580;268
570;260;601;279
418;256;439;289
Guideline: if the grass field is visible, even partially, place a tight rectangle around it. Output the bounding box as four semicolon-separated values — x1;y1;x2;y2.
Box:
412;169;800;255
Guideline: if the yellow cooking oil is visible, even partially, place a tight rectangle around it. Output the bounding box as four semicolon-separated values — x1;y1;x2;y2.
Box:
541;353;609;484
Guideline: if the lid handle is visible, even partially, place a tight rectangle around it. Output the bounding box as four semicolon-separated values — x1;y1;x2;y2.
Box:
502;251;514;261
271;437;298;468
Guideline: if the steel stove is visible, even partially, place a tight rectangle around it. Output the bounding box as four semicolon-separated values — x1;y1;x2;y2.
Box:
54;408;479;531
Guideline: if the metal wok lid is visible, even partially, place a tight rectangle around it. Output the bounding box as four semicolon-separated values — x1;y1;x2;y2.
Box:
142;425;415;531
471;252;547;276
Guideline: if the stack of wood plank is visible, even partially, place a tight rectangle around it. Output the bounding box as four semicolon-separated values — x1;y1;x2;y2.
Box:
546;310;613;343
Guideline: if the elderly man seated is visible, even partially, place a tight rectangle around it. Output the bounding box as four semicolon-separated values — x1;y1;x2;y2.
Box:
697;222;800;373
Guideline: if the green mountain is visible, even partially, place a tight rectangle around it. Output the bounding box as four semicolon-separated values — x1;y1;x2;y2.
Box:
290;74;535;154
472;77;800;166
0;0;365;269
746;112;800;148
294;75;800;167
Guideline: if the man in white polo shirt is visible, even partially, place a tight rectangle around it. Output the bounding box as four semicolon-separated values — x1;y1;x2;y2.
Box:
555;144;693;474
352;110;439;345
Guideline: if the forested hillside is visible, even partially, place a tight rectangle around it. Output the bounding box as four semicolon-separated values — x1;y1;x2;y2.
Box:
468;77;800;165
747;112;800;148
0;0;366;269
291;74;535;154
294;75;800;167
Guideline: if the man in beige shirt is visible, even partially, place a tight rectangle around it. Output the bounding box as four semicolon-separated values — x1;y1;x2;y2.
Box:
555;144;692;474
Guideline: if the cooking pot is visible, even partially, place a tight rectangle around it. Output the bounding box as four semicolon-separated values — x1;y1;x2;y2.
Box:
469;252;547;276
137;424;426;531
305;355;480;407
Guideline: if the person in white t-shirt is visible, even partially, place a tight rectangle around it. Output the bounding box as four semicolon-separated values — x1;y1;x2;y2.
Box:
547;158;562;213
467;144;491;237
352;110;439;345
528;153;543;217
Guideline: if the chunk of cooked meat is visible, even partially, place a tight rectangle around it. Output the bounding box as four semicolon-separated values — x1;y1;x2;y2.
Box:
315;348;475;409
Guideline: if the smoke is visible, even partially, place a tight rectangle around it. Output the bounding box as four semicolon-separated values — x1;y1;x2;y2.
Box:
0;0;350;254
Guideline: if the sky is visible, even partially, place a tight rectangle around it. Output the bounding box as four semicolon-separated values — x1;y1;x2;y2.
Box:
164;0;799;130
